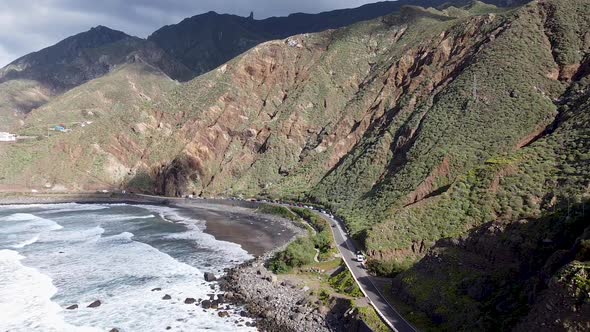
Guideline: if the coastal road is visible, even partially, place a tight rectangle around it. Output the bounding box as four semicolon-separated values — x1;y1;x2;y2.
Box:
314;210;418;332
134;194;417;331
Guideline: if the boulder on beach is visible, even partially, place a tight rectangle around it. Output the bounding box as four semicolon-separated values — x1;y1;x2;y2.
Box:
87;300;101;308
201;300;212;309
224;292;234;301
204;272;217;282
66;304;78;310
290;313;304;322
184;298;196;304
162;294;172;300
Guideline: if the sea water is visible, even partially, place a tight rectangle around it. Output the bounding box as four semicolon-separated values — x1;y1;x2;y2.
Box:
0;203;256;331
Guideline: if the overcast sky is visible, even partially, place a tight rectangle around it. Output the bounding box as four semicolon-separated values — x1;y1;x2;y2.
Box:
0;0;383;67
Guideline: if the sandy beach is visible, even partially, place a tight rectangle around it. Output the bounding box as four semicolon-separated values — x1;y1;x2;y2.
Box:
0;193;301;257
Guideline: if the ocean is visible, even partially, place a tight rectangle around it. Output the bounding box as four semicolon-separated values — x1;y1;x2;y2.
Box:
0;203;257;331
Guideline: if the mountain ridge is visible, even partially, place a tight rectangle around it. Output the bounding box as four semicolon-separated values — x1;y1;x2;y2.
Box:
0;0;530;132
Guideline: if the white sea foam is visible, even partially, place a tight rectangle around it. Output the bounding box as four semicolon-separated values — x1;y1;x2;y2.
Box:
0;249;99;332
41;226;105;243
0;214;63;249
135;205;253;262
0;203;107;212
40;205;109;214
0;204;257;331
12;235;40;248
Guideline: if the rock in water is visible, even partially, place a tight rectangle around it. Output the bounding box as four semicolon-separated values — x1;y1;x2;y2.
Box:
162;294;172;300
151;287;162;291
65;304;78;310
201;300;212;309
218;311;229;318
204;272;217;282
184;298;196;304
109;329;119;332
87;300;101;308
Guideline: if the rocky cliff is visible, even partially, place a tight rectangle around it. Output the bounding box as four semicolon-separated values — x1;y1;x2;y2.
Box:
147;0;529;78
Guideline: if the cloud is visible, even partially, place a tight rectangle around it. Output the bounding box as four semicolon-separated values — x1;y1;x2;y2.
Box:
0;0;378;67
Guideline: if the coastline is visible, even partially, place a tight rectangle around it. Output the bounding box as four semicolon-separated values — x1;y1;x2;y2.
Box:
0;193;342;331
0;192;302;258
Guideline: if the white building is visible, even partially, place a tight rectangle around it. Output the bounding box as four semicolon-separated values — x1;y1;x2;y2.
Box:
0;132;17;142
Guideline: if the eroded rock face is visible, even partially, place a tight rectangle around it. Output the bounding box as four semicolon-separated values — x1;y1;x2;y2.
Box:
150;9;512;201
514;262;590;332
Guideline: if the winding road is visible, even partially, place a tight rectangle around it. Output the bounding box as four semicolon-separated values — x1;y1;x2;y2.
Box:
313;209;418;332
134;194;417;331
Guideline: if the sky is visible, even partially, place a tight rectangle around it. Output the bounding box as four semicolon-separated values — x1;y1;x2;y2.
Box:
0;0;381;67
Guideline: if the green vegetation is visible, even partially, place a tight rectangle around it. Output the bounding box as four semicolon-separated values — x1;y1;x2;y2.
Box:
269;237;317;273
328;267;363;298
257;204;299;221
356;305;391;332
267;205;339;273
291;207;338;260
366;257;415;278
1;1;589;330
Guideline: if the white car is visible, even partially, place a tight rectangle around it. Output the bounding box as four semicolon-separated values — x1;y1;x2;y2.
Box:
356;253;366;262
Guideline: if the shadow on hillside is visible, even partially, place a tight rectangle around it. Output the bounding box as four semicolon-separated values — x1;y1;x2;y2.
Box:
391;200;590;331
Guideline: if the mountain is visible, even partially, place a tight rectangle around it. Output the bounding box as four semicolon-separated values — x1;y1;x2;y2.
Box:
148;0;529;76
0;0;527;132
0;25;191;91
0;0;588;330
0;26;191;131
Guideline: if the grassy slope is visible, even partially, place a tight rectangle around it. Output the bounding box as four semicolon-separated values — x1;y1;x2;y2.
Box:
0;62;179;190
0;80;52;131
387;1;590;329
1;1;584;257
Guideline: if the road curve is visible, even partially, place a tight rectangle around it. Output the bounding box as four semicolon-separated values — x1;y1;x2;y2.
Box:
315;210;418;332
134;194;417;331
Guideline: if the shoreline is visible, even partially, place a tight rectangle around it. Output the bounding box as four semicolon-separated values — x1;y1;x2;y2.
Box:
0;192;303;258
0;193;340;331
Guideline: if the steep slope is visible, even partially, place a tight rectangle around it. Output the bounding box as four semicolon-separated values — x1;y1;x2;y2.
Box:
392;69;590;330
0;0;526;133
148;0;529;77
0;62;177;191
0;80;52;131
0;26;191;131
0;26;190;90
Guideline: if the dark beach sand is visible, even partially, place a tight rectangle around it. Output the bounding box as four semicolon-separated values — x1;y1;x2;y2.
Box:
173;200;299;257
0;193;299;257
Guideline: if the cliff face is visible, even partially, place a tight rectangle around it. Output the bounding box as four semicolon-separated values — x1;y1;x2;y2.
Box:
148;0;527;77
0;0;522;133
389;2;590;327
